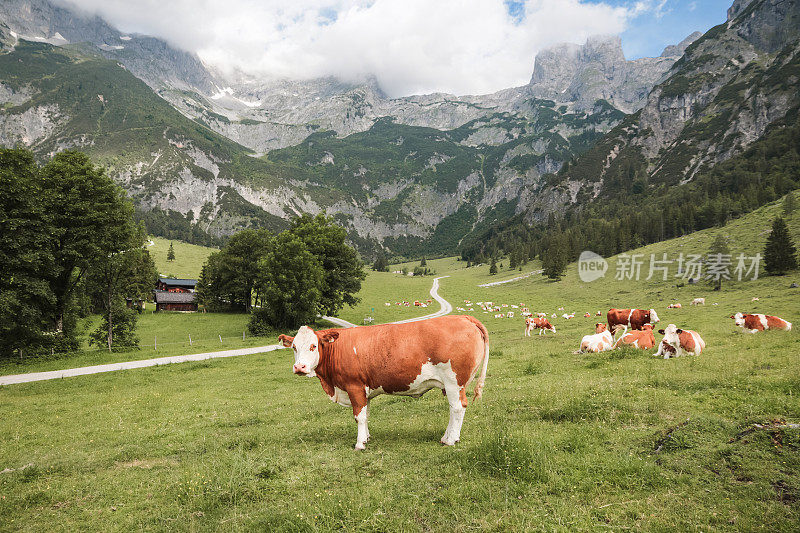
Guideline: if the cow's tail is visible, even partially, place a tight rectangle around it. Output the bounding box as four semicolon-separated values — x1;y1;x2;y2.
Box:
466;316;489;400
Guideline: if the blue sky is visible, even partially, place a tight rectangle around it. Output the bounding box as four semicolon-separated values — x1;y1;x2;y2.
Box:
597;0;733;58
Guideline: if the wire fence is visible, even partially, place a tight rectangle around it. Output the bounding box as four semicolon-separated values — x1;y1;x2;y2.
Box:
11;331;277;363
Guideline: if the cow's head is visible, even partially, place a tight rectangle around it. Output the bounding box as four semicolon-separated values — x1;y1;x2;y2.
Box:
731;312;745;327
283;326;339;377
648;309;660;323
659;323;679;345
595;323;607;333
642;323;654;331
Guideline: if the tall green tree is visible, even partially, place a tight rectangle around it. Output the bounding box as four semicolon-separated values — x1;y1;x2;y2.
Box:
542;236;568;280
195;229;272;311
86;227;157;351
0;148;54;357
250;234;324;331
764;217;798;275
706;233;731;290
40;151;135;342
166;242;176;262
372;251;389;272
288;214;365;316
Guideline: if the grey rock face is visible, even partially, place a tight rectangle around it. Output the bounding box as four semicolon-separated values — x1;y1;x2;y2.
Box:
527;34;696;113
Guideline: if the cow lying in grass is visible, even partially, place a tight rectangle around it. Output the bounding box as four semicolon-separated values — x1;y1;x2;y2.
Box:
613;323;656;349
654;324;705;358
577;323;614;353
731;312;792;333
279;315;489;450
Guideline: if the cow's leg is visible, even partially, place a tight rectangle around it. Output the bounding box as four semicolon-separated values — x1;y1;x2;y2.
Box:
346;387;369;450
442;385;467;446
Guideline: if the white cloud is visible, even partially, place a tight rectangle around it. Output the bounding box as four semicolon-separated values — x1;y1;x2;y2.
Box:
59;0;650;97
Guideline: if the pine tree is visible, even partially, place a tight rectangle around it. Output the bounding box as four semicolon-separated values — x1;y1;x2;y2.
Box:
420;256;427;267
489;257;498;275
372;252;389;272
707;233;730;290
764;217;798;275
542;237;568;280
167;242;176;262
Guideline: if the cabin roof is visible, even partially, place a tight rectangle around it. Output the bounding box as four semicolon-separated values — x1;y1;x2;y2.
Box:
154;291;196;304
157;278;197;288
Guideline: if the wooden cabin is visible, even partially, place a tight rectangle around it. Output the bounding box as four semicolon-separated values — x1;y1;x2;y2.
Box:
154;278;198;311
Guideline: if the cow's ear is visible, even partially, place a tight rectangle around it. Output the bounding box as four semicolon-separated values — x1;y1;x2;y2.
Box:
321;331;339;343
278;334;294;347
676;329;683;334
658;329;665;335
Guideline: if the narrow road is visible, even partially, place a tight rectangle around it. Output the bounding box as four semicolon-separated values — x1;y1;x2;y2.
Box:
0;345;283;386
478;270;542;287
322;275;452;328
1;277;454;386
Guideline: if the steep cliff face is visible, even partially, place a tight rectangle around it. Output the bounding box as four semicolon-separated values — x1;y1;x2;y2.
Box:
527;35;697;114
553;0;800;210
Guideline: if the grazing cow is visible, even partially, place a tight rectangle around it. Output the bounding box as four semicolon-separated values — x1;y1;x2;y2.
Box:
654;324;705;358
667;303;682;309
279;315;489;450
525;316;556;336
731;312;792;333
577;323;614;353
613;323;656;349
596;311;602;316
584;312;591;318
690;298;705;306
751;297;760;302
562;313;575;320
607;308;660;331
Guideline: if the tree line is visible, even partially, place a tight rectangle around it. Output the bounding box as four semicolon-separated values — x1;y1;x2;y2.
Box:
195;214;366;331
1;148;157;358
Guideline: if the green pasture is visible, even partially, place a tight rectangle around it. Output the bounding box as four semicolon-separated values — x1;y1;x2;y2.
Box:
1;199;799;530
148;236;217;279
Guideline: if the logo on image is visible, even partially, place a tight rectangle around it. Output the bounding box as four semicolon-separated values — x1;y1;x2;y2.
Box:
578;251;607;282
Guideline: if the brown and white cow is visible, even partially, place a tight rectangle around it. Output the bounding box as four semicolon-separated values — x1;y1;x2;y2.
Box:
607;308;660;331
525;316;556;336
667;303;682;309
654;324;705;358
613;323;656;350
731;312;792;333
279;315;489;450
577;323;614;353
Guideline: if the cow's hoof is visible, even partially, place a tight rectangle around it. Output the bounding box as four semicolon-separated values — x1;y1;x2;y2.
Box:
355;443;366;451
440;438;458;446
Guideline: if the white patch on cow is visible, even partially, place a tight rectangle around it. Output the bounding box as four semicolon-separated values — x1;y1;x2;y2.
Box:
329;386;352;407
353;346;357;355
578;331;613;353
650;309;660;324
354;406;368;450
399;361;456;398
758;314;768;330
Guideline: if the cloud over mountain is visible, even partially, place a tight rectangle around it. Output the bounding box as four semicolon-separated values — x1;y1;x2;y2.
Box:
57;0;646;97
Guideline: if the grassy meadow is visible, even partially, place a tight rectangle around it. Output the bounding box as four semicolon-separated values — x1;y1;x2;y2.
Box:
1;199;800;530
148;236;217;279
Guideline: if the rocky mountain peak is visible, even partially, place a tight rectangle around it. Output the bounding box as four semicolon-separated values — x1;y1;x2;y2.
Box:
727;0;757;21
660;31;703;57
